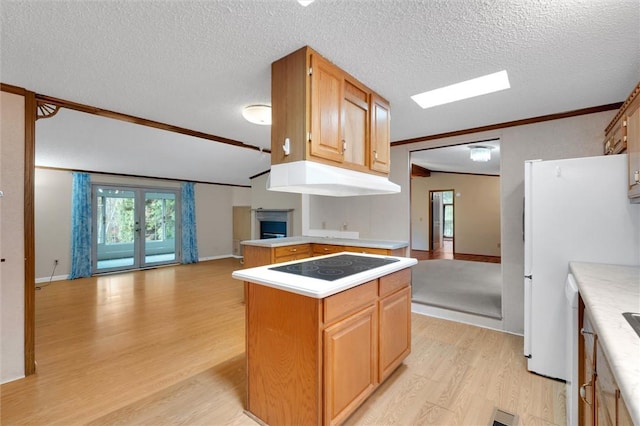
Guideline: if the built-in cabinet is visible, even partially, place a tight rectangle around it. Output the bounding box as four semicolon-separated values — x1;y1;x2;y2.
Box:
271;46;391;176
603;81;640;200
245;268;411;425
244;242;405;269
579;300;633;426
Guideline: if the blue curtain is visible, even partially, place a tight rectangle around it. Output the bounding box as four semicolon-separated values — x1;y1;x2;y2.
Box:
69;172;92;279
181;182;199;264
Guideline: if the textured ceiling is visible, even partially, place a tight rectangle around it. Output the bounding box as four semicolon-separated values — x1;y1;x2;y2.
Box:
2;0;639;185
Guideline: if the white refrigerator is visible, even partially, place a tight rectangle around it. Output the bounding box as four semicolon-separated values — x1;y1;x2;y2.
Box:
524;154;640;381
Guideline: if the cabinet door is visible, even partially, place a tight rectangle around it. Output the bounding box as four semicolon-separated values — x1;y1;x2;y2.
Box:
627;106;640;199
379;286;411;381
370;93;391;174
343;80;368;167
345;246;389;255
310;54;345;163
324;304;377;426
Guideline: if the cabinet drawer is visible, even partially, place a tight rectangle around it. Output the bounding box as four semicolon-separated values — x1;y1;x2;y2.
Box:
324;280;377;325
345;246;389;255
274;244;310;260
312;244;345;256
379;268;411;297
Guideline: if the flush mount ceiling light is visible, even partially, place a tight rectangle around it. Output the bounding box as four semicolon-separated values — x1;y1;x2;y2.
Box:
469;146;492;162
298;0;315;6
411;70;510;109
242;105;271;125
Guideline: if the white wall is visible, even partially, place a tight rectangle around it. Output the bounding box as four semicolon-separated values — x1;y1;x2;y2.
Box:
394;110;616;333
1;91;26;383
411;173;501;256
34;169;244;280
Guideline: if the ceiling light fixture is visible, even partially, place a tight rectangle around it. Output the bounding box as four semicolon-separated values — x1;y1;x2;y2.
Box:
298;0;315;6
242;105;271;125
469;146;492;162
411;70;511;109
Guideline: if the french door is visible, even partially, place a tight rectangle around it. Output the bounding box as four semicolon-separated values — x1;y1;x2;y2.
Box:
92;185;180;273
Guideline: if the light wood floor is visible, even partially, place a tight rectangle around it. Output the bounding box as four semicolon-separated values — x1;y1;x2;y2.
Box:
1;258;564;425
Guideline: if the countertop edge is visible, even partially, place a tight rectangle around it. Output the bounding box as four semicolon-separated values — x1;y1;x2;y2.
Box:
232;254;417;298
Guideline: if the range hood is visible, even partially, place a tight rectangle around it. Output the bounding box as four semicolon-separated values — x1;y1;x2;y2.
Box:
267;161;401;197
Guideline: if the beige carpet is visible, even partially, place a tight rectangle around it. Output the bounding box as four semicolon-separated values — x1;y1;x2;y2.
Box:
411;259;502;319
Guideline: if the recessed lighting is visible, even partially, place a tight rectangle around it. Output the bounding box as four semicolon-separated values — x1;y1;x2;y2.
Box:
411;70;510;109
469;146;492;162
242;105;271;125
298;0;315;6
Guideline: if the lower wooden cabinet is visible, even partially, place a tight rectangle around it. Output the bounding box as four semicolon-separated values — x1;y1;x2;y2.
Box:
578;302;634;426
324;304;377;426
243;242;405;268
379;285;411;381
245;268;412;426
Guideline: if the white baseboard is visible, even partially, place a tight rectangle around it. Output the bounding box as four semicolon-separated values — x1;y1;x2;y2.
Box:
35;274;69;284
411;302;505;333
198;254;236;262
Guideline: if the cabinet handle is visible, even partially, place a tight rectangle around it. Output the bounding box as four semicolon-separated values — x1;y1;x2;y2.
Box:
373;150;378;161
580;328;594;336
342;140;347;153
290;248;297;252
634;170;640;184
580;381;593;406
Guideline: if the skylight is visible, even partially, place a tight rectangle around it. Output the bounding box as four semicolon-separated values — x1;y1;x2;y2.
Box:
411;70;510;109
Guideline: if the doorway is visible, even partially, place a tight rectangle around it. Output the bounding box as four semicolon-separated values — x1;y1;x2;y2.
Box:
92;185;180;273
429;189;454;255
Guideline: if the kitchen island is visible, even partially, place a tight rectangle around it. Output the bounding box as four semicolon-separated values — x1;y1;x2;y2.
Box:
570;262;639;426
232;253;417;426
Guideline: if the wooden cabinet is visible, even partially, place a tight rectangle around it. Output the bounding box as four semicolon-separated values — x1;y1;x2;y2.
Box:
273;243;311;263
324;304;377;426
370;93;391;174
603;81;640;200
245;268;412;425
578;303;634;426
271;46;391;176
627;105;640;199
378;285;411;381
244;242;406;268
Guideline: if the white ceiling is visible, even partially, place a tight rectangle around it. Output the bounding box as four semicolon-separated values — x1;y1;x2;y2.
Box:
411;139;501;176
2;0;639;185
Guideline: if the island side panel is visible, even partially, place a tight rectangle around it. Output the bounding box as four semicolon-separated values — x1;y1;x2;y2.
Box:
246;282;323;425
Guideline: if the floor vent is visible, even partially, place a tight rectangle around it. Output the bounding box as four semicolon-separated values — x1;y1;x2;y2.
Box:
490;408;518;426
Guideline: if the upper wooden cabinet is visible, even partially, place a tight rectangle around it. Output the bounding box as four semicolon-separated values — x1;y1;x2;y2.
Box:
603;81;640;200
271;46;391;176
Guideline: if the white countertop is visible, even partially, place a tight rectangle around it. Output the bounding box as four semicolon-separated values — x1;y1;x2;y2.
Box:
232;252;417;298
569;262;640;425
240;236;408;250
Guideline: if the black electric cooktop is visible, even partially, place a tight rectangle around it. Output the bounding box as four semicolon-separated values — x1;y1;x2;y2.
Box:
268;254;399;281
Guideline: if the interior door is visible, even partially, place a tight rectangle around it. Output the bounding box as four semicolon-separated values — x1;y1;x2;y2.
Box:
429;192;442;251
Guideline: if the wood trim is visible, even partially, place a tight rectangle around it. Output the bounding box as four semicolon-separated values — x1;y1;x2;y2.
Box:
410;164;431;177
24;90;36;376
34;93;271;154
35;165;250;188
392;102;623;146
0;83;27;95
249;169;270;180
421;169;500;178
605;81;640;133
